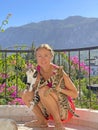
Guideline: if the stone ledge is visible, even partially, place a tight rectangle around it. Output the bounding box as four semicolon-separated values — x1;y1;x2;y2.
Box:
0;105;36;122
0;105;98;129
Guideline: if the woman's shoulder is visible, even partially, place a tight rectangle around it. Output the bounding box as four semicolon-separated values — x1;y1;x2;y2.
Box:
51;63;63;69
51;64;65;75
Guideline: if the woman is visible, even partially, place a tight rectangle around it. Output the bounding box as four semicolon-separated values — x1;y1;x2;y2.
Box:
22;44;78;129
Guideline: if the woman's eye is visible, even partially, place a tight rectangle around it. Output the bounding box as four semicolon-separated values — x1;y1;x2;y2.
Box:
38;55;41;57
37;54;49;58
45;55;48;57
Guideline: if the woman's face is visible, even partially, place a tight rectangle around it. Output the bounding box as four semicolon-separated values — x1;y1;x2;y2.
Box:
36;48;52;68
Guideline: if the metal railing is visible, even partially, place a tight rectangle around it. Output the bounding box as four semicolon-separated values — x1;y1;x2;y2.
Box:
0;46;98;109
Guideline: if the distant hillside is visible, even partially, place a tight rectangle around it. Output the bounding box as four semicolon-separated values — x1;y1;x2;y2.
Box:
0;16;98;49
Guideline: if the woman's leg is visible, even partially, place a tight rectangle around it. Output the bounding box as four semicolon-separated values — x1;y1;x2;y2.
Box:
39;86;63;128
22;91;48;127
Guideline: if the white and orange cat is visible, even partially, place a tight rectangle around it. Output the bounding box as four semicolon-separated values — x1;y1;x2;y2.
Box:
24;64;37;93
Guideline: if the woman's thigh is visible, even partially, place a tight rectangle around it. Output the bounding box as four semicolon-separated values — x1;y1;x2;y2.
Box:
39;86;58;99
39;86;59;107
38;86;59;114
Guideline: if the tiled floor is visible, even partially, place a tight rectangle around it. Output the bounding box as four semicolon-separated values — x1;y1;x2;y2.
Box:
18;123;96;130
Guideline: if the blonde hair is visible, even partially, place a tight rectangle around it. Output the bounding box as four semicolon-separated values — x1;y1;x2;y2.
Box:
35;44;54;57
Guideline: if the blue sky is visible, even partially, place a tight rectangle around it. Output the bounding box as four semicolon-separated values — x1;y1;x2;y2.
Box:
1;0;98;28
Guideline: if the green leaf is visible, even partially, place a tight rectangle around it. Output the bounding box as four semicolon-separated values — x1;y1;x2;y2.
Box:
1;29;5;32
2;20;8;25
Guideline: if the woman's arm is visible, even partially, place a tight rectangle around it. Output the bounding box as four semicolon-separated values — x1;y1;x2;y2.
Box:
58;70;78;99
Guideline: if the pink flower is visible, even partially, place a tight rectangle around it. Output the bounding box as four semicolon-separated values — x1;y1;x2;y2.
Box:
70;56;79;65
8;98;25;105
0;83;6;93
80;62;86;68
7;86;16;91
0;73;9;79
11;91;17;98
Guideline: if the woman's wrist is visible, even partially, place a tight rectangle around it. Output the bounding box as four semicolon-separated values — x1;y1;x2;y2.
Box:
58;87;62;93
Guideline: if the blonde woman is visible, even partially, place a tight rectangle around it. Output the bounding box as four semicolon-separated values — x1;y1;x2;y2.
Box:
22;44;78;130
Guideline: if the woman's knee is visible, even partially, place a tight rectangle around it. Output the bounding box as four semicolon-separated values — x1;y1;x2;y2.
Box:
38;86;48;98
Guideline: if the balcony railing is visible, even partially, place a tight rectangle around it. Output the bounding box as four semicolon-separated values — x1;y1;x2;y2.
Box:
0;46;98;109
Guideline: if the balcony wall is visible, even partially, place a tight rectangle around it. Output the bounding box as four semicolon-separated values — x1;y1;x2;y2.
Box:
0;105;98;129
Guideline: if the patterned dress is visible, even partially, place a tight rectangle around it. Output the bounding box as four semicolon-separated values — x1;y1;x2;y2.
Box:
31;65;78;123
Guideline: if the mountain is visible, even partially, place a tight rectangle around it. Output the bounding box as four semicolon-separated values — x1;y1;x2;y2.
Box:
0;16;98;49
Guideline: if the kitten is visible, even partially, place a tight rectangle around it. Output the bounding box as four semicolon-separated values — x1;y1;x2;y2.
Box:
24;68;37;93
26;68;37;91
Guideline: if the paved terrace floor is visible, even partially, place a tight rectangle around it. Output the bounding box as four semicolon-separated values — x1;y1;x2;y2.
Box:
0;105;98;130
18;123;96;130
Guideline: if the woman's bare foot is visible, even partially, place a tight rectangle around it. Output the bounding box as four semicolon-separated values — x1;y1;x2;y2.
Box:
54;126;65;130
24;120;48;128
54;123;65;130
54;127;65;130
